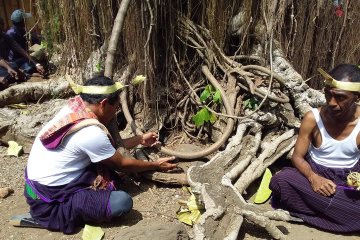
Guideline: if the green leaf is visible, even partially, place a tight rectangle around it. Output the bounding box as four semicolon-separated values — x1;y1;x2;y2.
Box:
243;97;259;110
192;108;210;127
7;141;23;157
82;225;104;240
205;84;214;93
199;88;211;102
213;89;222;104
209;112;217;124
95;63;102;72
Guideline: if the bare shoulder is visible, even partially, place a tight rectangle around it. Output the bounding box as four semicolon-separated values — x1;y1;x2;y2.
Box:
356;106;360;118
300;109;317;129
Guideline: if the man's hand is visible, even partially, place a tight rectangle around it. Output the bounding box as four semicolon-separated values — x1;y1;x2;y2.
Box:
141;132;160;147
35;63;45;75
7;68;18;79
308;173;336;196
155;156;177;171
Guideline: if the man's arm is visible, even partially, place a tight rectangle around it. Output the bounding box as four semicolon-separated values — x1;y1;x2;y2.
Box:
7;36;45;74
122;132;159;149
101;150;176;173
292;111;336;196
0;58;18;79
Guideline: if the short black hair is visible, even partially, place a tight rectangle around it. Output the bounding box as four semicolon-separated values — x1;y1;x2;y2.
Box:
80;76;120;105
329;64;360;83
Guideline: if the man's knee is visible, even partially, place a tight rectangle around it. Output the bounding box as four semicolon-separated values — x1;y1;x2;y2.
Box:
109;191;133;217
270;169;292;192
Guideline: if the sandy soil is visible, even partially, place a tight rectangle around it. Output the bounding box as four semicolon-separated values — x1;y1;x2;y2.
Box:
0;146;359;240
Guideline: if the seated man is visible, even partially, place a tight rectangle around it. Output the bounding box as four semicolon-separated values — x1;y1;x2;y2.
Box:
270;64;360;232
24;76;176;233
0;14;44;83
7;10;40;58
6;9;44;77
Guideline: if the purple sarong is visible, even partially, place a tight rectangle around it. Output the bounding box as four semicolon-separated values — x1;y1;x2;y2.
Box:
25;166;112;234
270;156;360;233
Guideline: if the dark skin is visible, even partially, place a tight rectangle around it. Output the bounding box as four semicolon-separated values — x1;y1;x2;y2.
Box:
292;78;360;197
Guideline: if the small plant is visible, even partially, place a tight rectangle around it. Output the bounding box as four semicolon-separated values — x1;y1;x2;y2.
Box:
243;96;259;110
95;62;103;72
192;84;222;127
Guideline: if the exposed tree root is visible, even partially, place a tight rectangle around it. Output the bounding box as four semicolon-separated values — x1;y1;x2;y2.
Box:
187;122;295;239
0;99;66;151
0;78;71;108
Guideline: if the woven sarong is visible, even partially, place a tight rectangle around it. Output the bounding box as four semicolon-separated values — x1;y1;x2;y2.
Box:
270;157;360;232
25;166;113;234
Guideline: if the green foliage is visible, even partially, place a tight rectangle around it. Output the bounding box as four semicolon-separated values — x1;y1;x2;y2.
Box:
192;108;217;127
192;84;222;127
213;89;222;104
95;62;103;72
243;97;259;110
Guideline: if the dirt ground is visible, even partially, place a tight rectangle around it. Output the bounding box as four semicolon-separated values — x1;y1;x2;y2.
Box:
0;146;359;240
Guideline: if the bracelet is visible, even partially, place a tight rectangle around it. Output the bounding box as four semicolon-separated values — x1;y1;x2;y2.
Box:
35;63;41;67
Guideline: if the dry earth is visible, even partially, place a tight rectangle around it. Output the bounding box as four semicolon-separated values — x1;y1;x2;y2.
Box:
0;143;359;240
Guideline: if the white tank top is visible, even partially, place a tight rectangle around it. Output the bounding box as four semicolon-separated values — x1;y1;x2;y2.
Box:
308;108;360;168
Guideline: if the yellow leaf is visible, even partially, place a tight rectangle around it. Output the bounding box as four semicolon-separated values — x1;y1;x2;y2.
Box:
7;141;23;157
131;75;146;85
176;187;204;226
254;168;272;204
82;225;104;240
20;110;29;115
8;103;27;109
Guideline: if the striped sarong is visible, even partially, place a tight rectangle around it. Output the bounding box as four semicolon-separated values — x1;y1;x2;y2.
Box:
25;166;113;234
270;157;360;233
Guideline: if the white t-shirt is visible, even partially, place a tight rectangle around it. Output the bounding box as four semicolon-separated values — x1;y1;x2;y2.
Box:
27;106;116;186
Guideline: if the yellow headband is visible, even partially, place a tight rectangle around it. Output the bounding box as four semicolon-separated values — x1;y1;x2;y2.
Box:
66;75;125;94
318;68;360;92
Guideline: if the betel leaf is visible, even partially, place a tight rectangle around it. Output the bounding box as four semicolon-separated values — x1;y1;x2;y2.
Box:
199;88;211;102
213;89;222;104
192;108;210;127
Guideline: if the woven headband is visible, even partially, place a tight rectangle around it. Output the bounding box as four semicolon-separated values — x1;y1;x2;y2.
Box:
65;75;146;94
318;68;360;92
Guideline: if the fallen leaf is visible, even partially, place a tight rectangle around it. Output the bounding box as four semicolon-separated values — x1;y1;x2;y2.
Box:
176;187;204;226
82;225;104;240
254;168;272;204
7;141;23;157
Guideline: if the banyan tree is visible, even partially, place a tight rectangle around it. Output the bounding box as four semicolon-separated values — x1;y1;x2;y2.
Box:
1;0;359;239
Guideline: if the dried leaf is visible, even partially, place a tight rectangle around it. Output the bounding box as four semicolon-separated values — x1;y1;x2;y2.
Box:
176;187;204;226
82;225;104;240
7;141;23;157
